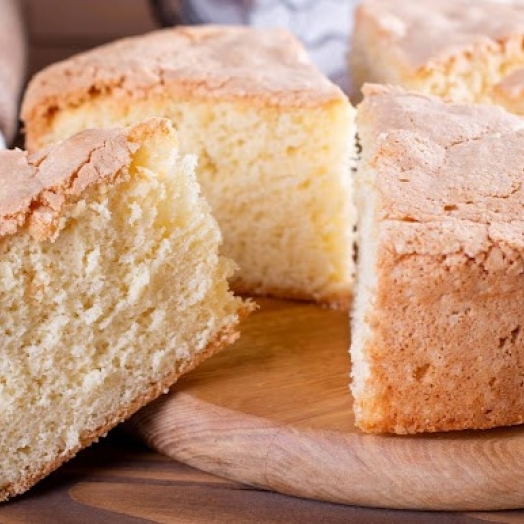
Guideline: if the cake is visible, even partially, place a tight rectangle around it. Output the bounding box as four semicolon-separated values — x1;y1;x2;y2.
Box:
0;118;250;501
21;26;356;308
350;0;524;105
352;84;524;434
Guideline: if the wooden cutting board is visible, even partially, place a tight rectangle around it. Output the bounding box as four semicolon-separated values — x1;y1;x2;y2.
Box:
128;298;524;512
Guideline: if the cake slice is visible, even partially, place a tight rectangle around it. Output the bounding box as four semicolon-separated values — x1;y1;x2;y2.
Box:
0;118;250;501
350;0;524;105
21;26;356;308
352;84;524;434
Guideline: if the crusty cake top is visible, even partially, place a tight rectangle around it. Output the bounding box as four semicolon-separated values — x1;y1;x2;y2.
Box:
359;84;524;253
357;0;524;69
0;119;173;242
22;26;345;122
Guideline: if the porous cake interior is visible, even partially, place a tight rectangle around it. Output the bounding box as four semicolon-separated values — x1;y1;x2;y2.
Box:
0;124;243;500
28;96;356;307
350;128;378;426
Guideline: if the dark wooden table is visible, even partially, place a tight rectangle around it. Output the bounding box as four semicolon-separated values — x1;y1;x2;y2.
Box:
0;429;521;523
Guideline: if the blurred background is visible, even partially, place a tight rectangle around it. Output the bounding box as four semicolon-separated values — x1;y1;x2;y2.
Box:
24;0;157;77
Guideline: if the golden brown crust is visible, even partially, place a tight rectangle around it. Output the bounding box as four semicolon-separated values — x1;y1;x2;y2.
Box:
22;25;345;150
355;85;524;434
0;118;176;242
0;131;130;240
0;304;254;502
358;233;524;434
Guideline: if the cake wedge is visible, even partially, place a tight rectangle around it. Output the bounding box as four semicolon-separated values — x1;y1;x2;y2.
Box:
350;0;524;105
352;84;524;434
0;118;250;501
21;26;356;308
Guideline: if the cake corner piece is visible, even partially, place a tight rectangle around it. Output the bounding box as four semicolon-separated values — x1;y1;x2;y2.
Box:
350;0;524;105
352;84;524;434
0;117;252;501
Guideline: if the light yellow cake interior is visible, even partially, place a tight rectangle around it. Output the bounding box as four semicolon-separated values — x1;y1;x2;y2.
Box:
30;95;356;307
0;124;243;499
349;129;379;427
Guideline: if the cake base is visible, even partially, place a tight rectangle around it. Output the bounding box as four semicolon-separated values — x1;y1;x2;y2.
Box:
128;298;524;511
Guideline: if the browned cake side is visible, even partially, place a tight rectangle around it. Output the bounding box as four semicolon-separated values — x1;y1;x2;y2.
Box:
352;84;524;434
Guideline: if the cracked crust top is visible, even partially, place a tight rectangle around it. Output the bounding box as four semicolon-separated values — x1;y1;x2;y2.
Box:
21;25;344;126
360;85;524;253
357;0;524;69
0;118;173;242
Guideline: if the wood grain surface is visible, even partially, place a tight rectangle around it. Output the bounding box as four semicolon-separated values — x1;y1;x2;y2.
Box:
129;298;524;512
0;430;522;523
